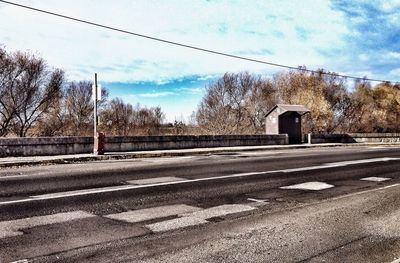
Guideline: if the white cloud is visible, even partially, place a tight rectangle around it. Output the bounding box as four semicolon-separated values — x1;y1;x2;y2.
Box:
119;90;200;123
358;54;369;62
3;0;399;122
178;87;204;95
0;0;348;83
381;0;400;11
138;91;176;97
389;68;400;76
385;52;400;59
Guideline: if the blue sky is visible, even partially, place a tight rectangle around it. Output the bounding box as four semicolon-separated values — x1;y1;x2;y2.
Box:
0;0;399;122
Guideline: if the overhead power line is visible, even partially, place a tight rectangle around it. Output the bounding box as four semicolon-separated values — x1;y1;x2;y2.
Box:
0;0;397;83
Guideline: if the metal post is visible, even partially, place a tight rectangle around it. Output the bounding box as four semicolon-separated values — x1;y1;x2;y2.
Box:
308;133;312;145
94;73;98;136
93;73;105;155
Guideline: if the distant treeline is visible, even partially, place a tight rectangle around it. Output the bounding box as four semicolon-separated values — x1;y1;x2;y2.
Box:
196;71;400;134
0;47;166;137
1;46;399;137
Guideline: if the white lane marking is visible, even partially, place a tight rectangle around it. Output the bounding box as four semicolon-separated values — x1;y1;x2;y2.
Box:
238;151;284;156
360;177;392;182
0;172;265;205
105;204;201;223
0;211;95;239
281;157;400;173
325;183;400;204
1;157;399;205
369;146;389;149
324;157;399;167
280;182;334;191
247;198;269;207
0;174;31;179
181;204;256;219
0;172;267;205
146;216;208;233
247;198;267;203
143;156;195;163
146;204;256;233
127;176;188;185
31;185;135;199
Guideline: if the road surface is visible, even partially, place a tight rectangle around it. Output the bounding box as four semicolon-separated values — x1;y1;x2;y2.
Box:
0;145;399;262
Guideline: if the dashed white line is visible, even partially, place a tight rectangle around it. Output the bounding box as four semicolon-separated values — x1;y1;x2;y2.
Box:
247;198;268;203
10;260;29;263
181;204;256;219
146;204;256;233
280;181;334;191
360;177;392;182
147;216;208;232
127;176;188;185
105;204;201;223
0;211;95;239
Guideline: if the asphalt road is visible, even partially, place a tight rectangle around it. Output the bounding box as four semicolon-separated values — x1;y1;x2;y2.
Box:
0;145;400;262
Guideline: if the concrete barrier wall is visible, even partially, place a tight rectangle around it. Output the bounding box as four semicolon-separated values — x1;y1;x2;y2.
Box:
0;134;288;157
1;133;397;157
105;134;288;152
0;137;93;157
307;133;400;144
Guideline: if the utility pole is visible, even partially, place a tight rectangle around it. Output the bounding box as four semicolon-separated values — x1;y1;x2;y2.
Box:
94;73;98;136
93;73;105;155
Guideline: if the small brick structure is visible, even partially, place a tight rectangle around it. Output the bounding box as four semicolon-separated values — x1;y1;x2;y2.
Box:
265;104;310;144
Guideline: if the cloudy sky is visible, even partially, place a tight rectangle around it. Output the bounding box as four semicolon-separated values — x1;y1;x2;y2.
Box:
0;0;399;122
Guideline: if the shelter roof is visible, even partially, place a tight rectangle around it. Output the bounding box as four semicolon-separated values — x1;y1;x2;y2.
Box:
265;104;310;117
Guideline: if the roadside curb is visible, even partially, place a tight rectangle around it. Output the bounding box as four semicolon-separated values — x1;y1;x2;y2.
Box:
0;142;399;168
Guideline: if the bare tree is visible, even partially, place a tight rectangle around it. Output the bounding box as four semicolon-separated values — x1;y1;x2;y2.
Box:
64;81;93;136
100;98;134;135
246;79;277;133
100;100;165;136
33;90;66;136
0;47;17;136
149;106;165;134
7;51;65;137
272;69;333;133
321;72;354;132
349;81;400;133
63;81;108;136
4;45;399;137
196;72;261;134
133;105;165;135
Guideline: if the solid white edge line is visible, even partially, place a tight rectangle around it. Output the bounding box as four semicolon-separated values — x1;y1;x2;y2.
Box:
1;157;399;205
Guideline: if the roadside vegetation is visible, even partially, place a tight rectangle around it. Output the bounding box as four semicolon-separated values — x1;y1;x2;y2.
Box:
0;46;399;137
196;70;400;134
0;47;164;137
